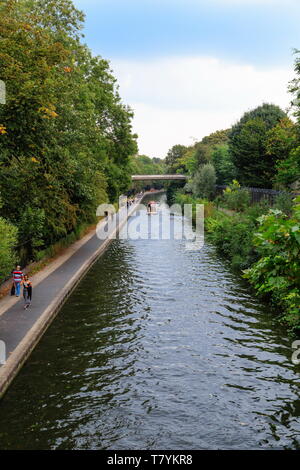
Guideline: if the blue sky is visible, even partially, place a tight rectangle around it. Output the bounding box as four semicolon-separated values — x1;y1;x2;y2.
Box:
74;0;299;66
73;0;299;157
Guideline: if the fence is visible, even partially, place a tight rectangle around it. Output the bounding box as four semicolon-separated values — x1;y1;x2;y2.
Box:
215;185;300;205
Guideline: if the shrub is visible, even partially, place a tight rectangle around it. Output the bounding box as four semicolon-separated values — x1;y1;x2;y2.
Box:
192;164;216;200
244;197;300;331
222;180;250;211
0;217;18;283
208;213;258;270
274;192;294;216
243;199;271;221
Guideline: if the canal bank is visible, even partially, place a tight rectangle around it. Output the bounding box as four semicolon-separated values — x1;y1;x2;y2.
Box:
0;194;148;399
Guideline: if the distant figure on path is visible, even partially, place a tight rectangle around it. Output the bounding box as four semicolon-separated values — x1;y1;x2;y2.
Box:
12;265;23;297
22;275;32;310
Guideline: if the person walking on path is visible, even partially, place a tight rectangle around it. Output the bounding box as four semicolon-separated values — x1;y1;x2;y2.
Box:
12;265;24;297
22;275;32;310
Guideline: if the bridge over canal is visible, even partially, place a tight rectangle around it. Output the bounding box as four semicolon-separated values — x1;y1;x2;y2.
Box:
132;174;187;181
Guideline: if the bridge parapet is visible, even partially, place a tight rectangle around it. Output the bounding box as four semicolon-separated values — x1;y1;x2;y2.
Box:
132;174;187;181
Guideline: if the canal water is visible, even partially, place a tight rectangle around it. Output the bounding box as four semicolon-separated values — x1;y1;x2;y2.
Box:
0;194;299;450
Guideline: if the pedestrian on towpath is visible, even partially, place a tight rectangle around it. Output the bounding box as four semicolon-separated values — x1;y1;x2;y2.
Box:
12;265;24;297
22;275;32;310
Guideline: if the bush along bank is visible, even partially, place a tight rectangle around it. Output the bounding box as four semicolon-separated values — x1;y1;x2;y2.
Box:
244;197;300;332
174;191;300;334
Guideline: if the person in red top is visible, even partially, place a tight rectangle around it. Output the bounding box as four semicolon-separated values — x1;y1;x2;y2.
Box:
12;265;24;297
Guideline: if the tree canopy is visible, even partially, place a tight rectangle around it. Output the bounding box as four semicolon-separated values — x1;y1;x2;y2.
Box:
165;144;188;173
229;103;288;187
0;0;137;264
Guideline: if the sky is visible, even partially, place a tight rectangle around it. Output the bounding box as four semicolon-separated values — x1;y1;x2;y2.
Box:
73;0;299;158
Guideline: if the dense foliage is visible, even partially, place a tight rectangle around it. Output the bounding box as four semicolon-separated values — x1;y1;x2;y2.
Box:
192;163;216;200
0;0;137;276
0;216;18;282
194;130;229;167
220;180;251;212
165;144;188;174
229;104;289;188
174;191;300;331
130;154;165;176
212;144;236;185
245;197;300;332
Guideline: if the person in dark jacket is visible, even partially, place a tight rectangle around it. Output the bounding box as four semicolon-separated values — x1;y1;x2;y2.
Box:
22;275;32;310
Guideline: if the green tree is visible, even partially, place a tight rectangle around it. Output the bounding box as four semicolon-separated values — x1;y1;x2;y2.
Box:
177;148;197;176
0;0;137;260
211;144;236;184
195;129;229;167
274;146;300;190
165;144;187;173
265;117;298;164
192;163;216;200
0;217;18;284
130;154;165;175
229;103;287;188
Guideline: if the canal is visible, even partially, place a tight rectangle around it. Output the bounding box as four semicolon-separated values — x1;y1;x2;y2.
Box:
0;194;299;450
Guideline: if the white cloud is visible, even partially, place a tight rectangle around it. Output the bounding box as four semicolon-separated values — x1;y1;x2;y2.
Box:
111;56;293;158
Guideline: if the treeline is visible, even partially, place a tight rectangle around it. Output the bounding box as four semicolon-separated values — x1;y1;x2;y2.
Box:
165;94;300;197
130;154;165;176
0;0;139;279
130;154;166;191
168;53;300;332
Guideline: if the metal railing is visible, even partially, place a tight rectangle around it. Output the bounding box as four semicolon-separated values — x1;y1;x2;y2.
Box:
215;185;299;205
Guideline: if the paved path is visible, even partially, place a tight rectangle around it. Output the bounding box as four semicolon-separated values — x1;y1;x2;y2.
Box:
0;197;145;397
